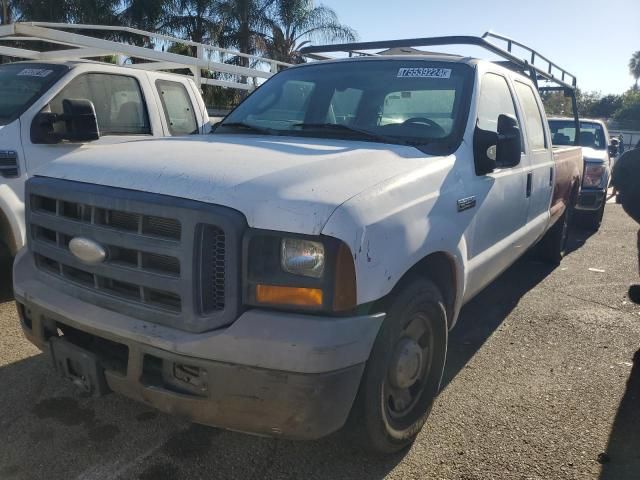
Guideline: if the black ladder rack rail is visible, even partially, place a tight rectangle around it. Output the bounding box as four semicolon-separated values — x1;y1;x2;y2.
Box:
300;32;580;144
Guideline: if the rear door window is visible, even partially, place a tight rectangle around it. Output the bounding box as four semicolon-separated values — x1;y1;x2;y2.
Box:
514;82;547;150
49;73;150;135
156;80;198;136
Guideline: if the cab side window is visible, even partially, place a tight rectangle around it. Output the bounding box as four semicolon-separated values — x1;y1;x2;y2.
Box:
477;73;524;161
156;80;198;136
514;81;547;150
49;73;150;136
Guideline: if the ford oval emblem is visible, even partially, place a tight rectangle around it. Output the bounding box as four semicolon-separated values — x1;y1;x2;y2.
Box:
69;237;107;265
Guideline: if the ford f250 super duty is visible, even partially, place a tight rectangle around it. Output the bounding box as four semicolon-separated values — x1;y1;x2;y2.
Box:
13;33;583;454
0;60;210;258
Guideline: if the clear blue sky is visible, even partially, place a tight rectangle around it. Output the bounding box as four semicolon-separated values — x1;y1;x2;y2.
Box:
320;0;639;95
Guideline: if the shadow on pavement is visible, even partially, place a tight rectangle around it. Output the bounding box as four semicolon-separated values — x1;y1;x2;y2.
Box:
566;224;598;256
599;349;640;480
443;253;555;388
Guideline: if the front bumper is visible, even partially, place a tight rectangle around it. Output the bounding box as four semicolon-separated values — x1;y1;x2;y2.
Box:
576;188;606;211
14;250;384;439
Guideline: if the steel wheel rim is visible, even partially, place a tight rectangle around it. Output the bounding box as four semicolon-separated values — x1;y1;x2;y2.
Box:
383;312;434;424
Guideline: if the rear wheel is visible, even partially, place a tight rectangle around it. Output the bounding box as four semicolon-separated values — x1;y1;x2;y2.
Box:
536;199;572;265
348;278;448;454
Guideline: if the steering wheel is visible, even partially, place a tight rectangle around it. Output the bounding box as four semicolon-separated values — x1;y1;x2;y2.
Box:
402;117;444;135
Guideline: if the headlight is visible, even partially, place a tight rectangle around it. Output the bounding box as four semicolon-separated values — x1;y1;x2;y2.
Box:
244;232;356;312
583;163;606;189
281;238;325;278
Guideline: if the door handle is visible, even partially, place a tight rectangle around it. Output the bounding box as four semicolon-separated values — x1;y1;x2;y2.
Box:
526;172;533;198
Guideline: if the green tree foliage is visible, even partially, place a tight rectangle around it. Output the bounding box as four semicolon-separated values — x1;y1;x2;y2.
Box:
258;0;356;63
9;0;119;24
613;89;640;129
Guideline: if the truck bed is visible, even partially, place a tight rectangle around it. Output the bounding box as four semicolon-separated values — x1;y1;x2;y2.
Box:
551;146;584;225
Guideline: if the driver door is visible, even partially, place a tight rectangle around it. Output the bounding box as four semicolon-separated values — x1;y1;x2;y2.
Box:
21;72;155;174
465;72;531;300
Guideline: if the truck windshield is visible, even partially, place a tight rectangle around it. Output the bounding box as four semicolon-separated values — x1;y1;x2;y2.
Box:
217;60;472;152
549;120;607;150
0;63;68;126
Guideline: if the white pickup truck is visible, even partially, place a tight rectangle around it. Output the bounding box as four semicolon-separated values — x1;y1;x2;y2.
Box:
0;60;210;257
548;117;613;230
13;35;583;454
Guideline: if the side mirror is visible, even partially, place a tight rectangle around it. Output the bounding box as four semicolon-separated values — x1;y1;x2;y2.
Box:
30;99;100;144
62;99;100;142
496;114;521;167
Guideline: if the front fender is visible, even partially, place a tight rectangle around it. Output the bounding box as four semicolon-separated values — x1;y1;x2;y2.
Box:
323;205;469;326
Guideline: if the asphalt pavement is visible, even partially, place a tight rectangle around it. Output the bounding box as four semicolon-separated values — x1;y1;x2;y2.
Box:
0;204;639;480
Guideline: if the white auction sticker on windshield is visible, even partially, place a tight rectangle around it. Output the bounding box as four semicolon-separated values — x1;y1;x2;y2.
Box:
397;67;452;79
17;68;53;78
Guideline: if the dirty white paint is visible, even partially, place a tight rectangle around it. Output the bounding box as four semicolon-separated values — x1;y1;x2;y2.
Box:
38;134;429;236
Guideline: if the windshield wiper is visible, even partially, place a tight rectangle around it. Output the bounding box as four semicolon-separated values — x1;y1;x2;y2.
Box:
291;123;430;147
216;122;275;135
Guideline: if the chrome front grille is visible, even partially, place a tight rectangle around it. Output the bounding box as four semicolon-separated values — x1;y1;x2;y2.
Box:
27;178;245;333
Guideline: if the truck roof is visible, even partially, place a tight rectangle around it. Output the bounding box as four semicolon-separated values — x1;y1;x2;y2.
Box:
2;59;200;82
549;117;607;125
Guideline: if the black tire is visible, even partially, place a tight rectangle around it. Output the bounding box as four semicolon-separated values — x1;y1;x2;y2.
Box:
576;200;605;231
348;278;448;454
536;199;572;265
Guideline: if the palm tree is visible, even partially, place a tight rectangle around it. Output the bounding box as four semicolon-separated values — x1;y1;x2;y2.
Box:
630;51;640;90
215;0;274;67
10;0;119;24
157;0;222;44
259;0;356;64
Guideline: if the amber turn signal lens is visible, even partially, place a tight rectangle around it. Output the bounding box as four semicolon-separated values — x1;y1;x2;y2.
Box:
256;285;323;307
333;242;357;311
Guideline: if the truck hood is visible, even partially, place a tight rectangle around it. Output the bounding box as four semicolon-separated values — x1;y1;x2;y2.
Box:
581;147;608;163
36;134;430;234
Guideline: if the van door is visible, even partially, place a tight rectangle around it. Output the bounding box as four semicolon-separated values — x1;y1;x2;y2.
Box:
513;80;554;244
21;72;156;174
465;72;531;300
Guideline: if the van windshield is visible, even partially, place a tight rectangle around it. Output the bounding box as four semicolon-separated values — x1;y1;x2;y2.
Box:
0;63;68;126
217;60;473;153
549;120;607;150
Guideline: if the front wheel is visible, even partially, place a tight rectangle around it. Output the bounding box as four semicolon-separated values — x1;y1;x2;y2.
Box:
348;278;448;454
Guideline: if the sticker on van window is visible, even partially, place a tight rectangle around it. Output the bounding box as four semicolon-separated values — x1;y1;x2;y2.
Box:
397;67;452;79
17;68;53;78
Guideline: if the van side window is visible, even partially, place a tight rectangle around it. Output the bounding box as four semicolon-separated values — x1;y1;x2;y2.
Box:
514;82;547;150
156;80;198;136
477;73;524;156
49;73;150;135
